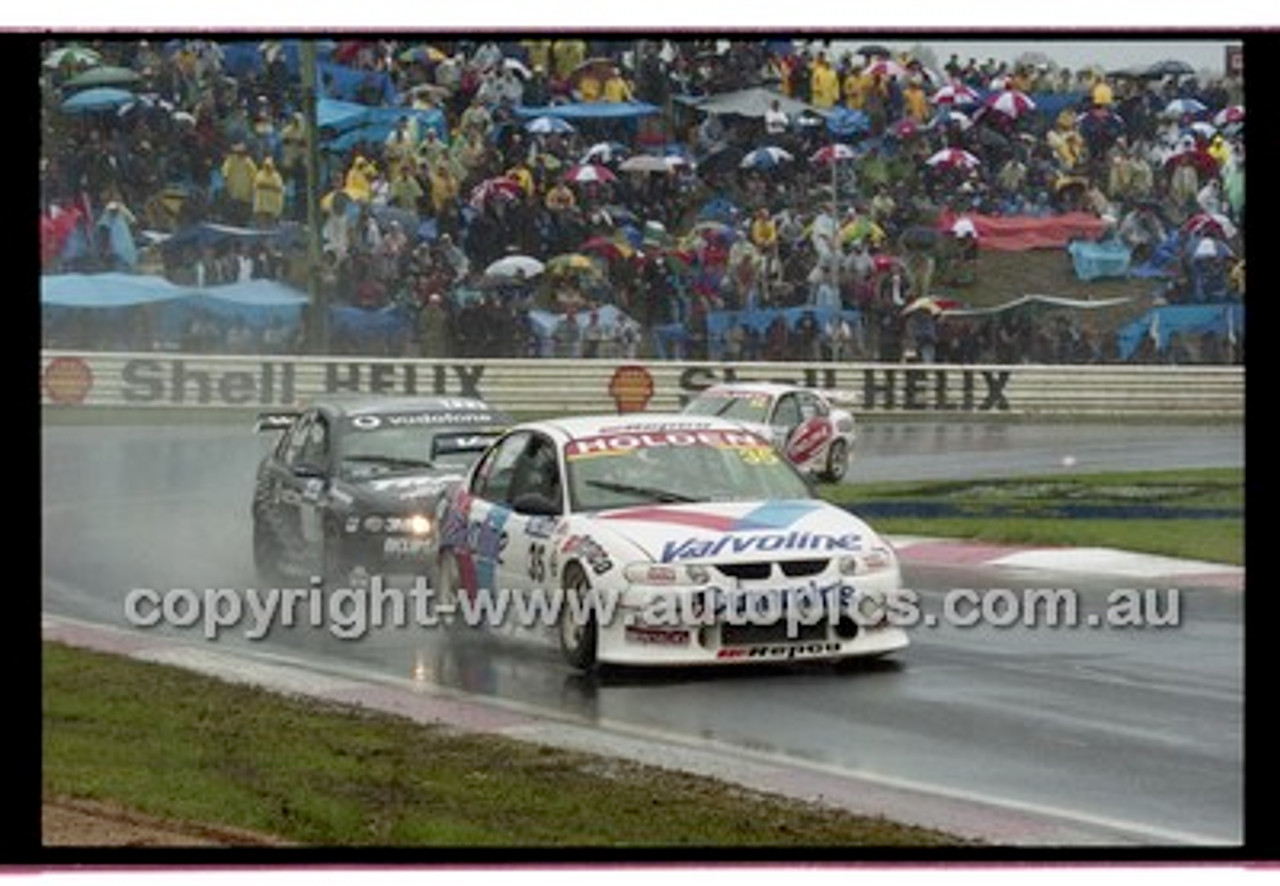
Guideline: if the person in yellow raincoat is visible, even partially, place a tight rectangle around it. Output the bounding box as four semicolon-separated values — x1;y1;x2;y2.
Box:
343;156;375;204
220;142;257;225
428;160;459;217
505;160;535;197
1046;111;1085;170
551;39;587;82
810;53;840;109
903;78;929;123
602;66;633;102
388;159;425;212
251;156;285;228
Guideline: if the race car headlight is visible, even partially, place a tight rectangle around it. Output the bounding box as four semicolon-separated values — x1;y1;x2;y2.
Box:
358;513;434;535
407;513;433;536
837;545;896;576
624;562;711;586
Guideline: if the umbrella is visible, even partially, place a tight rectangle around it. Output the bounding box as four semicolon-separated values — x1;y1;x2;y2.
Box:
546;253;602;275
886;117;923;140
618;154;681;174
863;59;907;80
982;89;1036;119
484;254;545;280
60;86;135;114
1163;97;1207;118
902;296;964;316
580;141;629;165
809;143;857;165
1214;105;1245;127
580;235;636;262
839;217;886;246
398;44;448;65
690;220;738;245
1144;59;1196;79
740;145;794;170
1190;237;1233;261
949;217;979;238
468;176;524;209
1184;121;1218;141
503;57;533;79
857;44;892;58
44;46;101;69
1164;146;1219;179
931;82;981;106
1182;211;1237;241
826;108;871;137
936;109;973;131
526;115;575;135
62;65;143;90
116;92;176;119
925;147;981;169
564;163;617;185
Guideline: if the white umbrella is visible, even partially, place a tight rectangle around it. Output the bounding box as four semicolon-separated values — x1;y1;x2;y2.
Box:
526;115;575;135
564;163;617;185
484;255;545;279
618;154;681;174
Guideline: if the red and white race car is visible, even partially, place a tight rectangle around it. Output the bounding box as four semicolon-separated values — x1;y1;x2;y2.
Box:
682;382;856;483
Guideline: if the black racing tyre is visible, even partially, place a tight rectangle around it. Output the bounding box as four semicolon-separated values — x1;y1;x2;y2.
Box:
434;549;466;635
558;565;599;671
821;438;849;484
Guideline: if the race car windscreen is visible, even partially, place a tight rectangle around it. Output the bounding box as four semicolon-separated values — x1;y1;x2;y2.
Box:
564;429;812;512
337;424;499;480
683;390;771;424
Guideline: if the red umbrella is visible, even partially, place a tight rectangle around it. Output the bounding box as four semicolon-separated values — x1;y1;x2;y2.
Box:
887;117;923;139
809;143;857;165
579;235;635;262
925;147;981;169
1164;147;1218;179
931;82;981;106
1182;211;1237;241
863;59;907;79
982;89;1036;120
564;163;618;185
468;176;524;209
1214;105;1244;127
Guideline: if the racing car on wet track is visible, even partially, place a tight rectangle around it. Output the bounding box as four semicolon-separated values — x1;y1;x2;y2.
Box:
251;396;512;588
433;412;907;670
681;381;857;482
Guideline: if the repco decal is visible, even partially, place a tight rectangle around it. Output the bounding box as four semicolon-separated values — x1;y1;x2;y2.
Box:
678;367;1011;412
716;642;842;660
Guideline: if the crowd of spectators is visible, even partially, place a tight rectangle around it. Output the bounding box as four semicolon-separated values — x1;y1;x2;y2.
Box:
40;37;1245;364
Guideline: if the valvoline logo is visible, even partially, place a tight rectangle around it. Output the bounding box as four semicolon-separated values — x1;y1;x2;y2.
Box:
659;530;861;563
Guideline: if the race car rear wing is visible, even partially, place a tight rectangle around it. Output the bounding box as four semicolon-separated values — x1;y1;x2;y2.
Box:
254;410;300;433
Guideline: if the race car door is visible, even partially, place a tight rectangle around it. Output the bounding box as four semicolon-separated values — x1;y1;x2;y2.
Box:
459;430;530;596
262;409;332;566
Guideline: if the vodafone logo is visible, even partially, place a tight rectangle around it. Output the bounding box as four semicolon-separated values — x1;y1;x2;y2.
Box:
784;418;833;465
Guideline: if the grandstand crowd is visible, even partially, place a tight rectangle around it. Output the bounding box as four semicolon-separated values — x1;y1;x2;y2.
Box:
39;37;1245;364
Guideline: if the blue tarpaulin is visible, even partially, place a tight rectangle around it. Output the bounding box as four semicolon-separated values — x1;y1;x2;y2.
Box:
1067;238;1132;281
1115;304;1243;360
513;101;662;121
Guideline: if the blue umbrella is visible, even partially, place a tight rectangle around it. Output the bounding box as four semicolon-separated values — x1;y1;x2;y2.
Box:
826;108;871;138
61;86;135;114
740;145;794;170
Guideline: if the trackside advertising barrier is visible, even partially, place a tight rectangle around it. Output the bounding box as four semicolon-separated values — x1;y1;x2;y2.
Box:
40;351;1244;419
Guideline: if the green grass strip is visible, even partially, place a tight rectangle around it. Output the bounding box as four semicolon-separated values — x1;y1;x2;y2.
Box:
43;642;968;847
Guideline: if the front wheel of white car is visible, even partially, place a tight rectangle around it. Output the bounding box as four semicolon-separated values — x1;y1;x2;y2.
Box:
558;565;598;671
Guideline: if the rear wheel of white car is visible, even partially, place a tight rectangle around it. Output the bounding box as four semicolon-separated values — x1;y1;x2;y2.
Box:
821;438;849;483
559;565;598;671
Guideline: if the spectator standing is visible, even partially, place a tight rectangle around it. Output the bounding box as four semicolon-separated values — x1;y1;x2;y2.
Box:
220;142;257;225
251;156;285;228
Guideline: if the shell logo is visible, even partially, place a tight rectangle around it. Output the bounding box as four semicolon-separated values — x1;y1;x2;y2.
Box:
42;357;94;405
608;364;655;414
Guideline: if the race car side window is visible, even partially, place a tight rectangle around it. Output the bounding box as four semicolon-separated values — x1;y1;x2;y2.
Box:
509;433;563;509
772;394;802;431
470;431;530;503
297;415;331;470
797;392;827;419
279;411;316;466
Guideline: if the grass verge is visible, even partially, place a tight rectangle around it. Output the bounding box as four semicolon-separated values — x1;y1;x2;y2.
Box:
823;468;1244;566
43;641;969;848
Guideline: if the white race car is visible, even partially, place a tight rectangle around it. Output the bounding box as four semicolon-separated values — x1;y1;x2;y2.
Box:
433;413;907;670
681;382;857;483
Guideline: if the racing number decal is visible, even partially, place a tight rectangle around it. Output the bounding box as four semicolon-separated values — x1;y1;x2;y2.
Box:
528;541;548;583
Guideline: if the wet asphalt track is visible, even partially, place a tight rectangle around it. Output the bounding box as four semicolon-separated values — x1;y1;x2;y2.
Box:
40;419;1244;845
